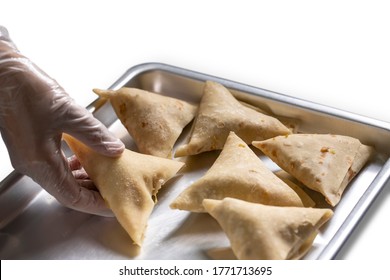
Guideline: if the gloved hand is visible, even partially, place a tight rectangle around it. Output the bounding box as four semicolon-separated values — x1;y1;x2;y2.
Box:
0;26;125;216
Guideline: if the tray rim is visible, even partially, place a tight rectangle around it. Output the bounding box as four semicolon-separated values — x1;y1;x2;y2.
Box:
99;62;390;132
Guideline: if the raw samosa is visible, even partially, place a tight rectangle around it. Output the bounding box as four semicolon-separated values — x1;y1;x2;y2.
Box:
203;198;333;260
253;134;374;206
175;81;291;157
94;87;197;158
63;134;184;246
170;132;304;212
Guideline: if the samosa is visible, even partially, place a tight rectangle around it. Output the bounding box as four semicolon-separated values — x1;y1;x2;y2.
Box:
253;134;374;206
203;198;333;260
94;87;197;158
170;132;304;212
175;81;291;157
63;134;184;247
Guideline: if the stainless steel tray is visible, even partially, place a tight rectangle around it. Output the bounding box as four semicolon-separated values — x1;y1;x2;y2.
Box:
1;63;389;260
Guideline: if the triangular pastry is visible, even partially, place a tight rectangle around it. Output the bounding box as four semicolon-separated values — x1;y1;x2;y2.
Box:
170;132;304;212
253;134;374;206
203;198;333;260
63;134;184;246
174;81;291;157
94;87;197;158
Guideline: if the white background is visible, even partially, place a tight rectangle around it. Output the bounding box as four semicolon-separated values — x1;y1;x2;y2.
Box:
1;0;389;260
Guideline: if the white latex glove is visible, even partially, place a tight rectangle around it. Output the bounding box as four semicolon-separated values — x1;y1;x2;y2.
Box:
0;26;125;216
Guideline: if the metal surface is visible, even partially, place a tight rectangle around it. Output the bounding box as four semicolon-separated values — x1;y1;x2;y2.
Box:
1;62;389;260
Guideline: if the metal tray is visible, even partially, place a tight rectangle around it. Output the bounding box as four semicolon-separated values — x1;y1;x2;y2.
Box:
1;63;390;260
